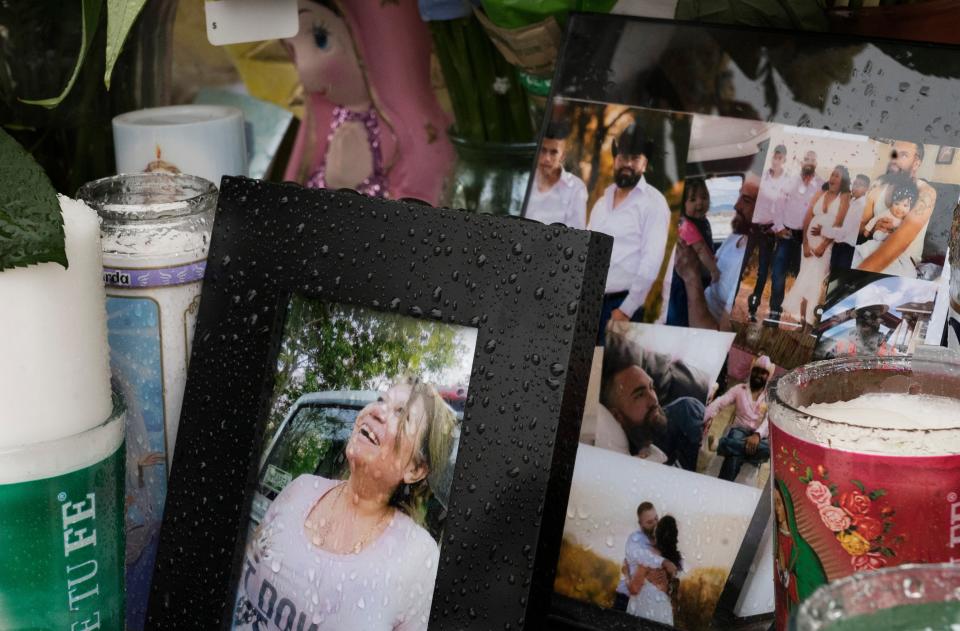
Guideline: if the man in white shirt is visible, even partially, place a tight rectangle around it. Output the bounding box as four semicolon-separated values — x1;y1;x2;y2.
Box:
747;144;788;322
765;150;823;324
813;173;869;271
525;122;588;229
588;122;672;342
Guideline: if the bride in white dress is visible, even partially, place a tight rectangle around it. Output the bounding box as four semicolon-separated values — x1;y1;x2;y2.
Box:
782;166;851;327
626;516;682;625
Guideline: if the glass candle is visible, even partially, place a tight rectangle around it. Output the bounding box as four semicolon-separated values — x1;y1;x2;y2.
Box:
768;354;960;631
792;563;960;630
77;173;216;629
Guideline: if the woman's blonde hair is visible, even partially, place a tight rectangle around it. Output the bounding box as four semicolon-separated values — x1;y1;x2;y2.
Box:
388;376;458;526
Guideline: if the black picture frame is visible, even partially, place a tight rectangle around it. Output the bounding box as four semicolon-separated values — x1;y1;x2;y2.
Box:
936;146;956;165
145;178;612;630
538;11;960;631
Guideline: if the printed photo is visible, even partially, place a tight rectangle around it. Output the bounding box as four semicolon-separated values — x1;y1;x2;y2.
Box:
554;443;761;630
665;114;773;333
850;138;959;281
812;270;939;360
230;297;477;631
732;129;959;336
524;101;692;334
578;321;741;479
732;127;876;330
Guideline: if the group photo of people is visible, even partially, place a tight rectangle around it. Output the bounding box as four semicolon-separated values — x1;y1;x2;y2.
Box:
732;128;960;335
732;128;875;330
538;109;958;629
523;101;692;336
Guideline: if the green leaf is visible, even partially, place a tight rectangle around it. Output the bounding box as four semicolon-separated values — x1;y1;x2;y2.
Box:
851;479;866;493
0;129;67;271
829;484;838;494
20;0;103;108
880;547;895;558
805;466;813;480
104;0;148;90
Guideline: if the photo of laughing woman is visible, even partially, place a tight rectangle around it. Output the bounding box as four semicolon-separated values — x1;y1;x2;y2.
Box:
233;377;458;631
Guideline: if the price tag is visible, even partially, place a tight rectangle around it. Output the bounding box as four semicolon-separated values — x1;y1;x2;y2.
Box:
205;0;299;46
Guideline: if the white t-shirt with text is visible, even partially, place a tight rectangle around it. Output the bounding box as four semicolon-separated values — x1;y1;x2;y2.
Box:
234;475;439;631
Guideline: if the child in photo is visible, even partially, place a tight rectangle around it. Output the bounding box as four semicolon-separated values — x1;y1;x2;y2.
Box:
854;173;919;277
677;178;720;284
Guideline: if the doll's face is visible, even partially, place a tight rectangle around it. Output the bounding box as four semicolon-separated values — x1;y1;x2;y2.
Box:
284;0;370;108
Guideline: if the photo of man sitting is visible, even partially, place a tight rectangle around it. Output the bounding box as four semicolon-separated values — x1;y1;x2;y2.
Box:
702;355;775;482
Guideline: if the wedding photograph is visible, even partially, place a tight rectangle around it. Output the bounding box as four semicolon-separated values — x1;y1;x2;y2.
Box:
731;127;959;338
229;297;477;631
731;126;876;330
524;101;692;331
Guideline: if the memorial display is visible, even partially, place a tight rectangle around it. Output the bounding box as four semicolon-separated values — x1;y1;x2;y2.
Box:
5;4;960;630
144;180;612;629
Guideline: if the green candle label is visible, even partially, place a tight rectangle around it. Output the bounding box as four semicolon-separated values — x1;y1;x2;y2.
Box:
0;445;125;629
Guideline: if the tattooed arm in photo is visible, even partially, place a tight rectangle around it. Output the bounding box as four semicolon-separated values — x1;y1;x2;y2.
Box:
858;181;936;273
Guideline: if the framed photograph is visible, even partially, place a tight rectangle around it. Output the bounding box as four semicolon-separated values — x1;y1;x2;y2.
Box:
936;146;955;165
146;180;613;630
540;11;960;630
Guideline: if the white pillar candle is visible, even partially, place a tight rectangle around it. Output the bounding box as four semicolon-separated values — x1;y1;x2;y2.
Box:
0;195;112;450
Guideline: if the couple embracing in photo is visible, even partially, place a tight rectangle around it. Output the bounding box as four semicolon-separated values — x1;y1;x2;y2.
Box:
613;502;683;626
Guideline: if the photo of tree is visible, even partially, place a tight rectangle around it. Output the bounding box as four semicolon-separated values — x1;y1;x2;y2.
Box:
264;296;476;458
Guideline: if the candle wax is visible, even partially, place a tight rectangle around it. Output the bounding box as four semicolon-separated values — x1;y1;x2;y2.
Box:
802;393;960;430
0;196;112;453
793;392;960;455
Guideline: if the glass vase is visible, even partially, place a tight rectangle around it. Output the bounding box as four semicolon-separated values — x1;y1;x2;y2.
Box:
442;133;536;216
0;0;178;193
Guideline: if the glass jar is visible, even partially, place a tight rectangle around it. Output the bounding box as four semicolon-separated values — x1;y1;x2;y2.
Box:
78;172;216;630
442;133;536;216
792;563;960;630
767;354;960;630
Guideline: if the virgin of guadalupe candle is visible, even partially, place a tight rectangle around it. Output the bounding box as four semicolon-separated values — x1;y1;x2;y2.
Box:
77;173;216;630
0;196;125;629
768;354;960;631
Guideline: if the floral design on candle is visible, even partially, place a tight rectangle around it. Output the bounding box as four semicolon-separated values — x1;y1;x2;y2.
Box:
778;446;902;571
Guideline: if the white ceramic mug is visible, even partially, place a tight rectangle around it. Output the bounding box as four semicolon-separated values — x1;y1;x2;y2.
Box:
112;104;248;187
